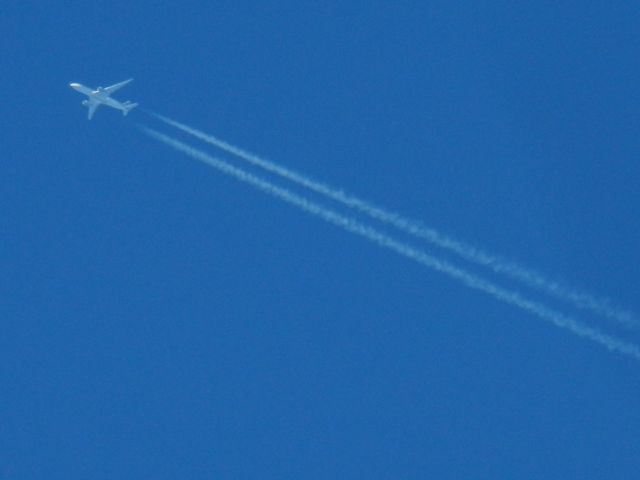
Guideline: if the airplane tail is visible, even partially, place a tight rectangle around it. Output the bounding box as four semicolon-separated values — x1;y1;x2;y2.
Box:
122;102;139;116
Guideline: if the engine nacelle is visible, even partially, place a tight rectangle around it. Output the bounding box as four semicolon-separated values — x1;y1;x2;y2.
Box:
82;100;89;106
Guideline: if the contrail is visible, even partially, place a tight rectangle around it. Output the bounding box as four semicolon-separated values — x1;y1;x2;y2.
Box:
149;113;639;330
139;125;640;361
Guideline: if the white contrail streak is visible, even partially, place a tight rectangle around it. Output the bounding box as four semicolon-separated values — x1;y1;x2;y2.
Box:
149;113;639;330
139;125;640;361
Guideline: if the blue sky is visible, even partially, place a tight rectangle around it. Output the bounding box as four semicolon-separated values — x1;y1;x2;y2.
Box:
2;2;640;478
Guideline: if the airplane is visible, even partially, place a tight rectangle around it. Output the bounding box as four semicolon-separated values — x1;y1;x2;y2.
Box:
69;78;138;120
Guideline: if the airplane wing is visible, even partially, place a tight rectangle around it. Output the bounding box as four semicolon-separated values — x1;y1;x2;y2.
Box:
102;78;133;95
87;99;100;120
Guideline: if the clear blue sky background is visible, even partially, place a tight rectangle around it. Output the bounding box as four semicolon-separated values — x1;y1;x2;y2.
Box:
2;2;639;478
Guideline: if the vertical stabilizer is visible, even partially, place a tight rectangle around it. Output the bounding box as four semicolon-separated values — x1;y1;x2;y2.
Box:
122;102;139;116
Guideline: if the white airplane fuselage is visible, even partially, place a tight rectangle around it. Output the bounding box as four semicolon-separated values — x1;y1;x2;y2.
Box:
69;79;138;119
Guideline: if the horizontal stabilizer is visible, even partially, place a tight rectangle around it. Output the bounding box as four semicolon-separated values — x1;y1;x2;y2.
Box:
122;102;139;116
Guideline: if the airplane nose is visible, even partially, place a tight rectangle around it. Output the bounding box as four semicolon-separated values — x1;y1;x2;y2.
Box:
69;82;80;89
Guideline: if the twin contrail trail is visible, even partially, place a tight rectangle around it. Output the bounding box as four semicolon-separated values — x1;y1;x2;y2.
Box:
150;113;638;330
139;125;640;361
